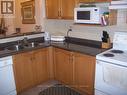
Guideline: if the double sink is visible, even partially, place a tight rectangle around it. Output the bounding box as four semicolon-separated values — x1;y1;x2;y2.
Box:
0;41;44;52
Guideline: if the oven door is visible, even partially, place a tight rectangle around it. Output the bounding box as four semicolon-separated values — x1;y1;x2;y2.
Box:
95;60;127;95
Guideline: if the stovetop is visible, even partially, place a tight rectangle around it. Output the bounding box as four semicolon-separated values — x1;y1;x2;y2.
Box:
96;48;127;67
96;32;127;66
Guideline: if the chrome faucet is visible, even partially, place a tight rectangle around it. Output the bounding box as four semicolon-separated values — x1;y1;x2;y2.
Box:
67;26;72;37
17;37;29;46
22;37;29;46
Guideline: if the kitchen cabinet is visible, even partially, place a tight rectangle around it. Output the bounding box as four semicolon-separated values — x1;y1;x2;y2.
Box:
74;53;95;95
46;0;76;19
54;48;74;86
13;51;35;93
53;48;95;94
13;48;49;93
61;0;76;19
45;0;59;19
13;46;96;94
32;48;49;84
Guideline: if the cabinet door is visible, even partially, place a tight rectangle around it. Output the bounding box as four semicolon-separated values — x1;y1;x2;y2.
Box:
13;52;35;93
74;53;95;95
61;0;76;19
33;48;49;84
54;48;74;86
46;0;60;19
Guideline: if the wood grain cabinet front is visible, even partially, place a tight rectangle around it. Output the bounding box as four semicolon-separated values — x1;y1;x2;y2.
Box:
46;0;76;19
13;48;49;93
45;0;59;19
13;52;34;93
74;53;96;95
54;48;74;86
53;48;96;95
32;48;49;85
13;47;96;95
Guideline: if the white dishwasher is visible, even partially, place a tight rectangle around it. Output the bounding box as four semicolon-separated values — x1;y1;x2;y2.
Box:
0;56;17;95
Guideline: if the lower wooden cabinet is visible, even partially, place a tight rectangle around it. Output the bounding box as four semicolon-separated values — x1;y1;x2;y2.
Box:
53;48;95;95
13;48;49;93
33;49;49;84
13;51;34;93
74;52;95;95
54;48;74;86
13;47;96;95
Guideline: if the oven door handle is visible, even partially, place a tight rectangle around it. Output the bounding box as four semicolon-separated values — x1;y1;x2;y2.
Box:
96;60;127;68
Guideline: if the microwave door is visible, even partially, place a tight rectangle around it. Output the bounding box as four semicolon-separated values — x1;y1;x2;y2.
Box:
77;11;90;20
74;8;101;24
76;10;93;24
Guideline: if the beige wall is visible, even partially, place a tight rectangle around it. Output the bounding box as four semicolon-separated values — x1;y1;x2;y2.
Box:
14;0;45;33
5;0;127;42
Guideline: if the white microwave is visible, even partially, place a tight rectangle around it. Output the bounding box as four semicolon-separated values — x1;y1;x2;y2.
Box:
74;7;108;24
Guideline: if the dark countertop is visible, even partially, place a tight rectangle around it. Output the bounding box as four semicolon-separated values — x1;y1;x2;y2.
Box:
51;42;105;56
0;37;107;58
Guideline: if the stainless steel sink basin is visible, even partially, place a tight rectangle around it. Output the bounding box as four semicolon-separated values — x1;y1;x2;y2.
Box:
5;42;43;51
6;45;24;51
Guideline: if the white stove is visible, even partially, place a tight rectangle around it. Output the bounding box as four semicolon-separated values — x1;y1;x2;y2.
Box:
96;49;127;67
95;32;127;95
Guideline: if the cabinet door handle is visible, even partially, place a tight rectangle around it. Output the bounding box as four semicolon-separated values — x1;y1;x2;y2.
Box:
60;11;61;17
58;11;60;17
58;11;59;17
32;56;35;60
30;57;33;61
69;57;72;62
69;56;73;63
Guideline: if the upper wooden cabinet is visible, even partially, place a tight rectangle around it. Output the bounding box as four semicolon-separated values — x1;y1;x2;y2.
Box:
45;0;59;19
46;0;76;19
61;0;76;19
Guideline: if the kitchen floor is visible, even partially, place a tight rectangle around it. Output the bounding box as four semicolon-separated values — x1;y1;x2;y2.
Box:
19;80;59;95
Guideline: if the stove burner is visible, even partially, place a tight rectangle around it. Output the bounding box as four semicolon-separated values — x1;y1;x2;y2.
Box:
103;53;114;57
110;50;124;54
